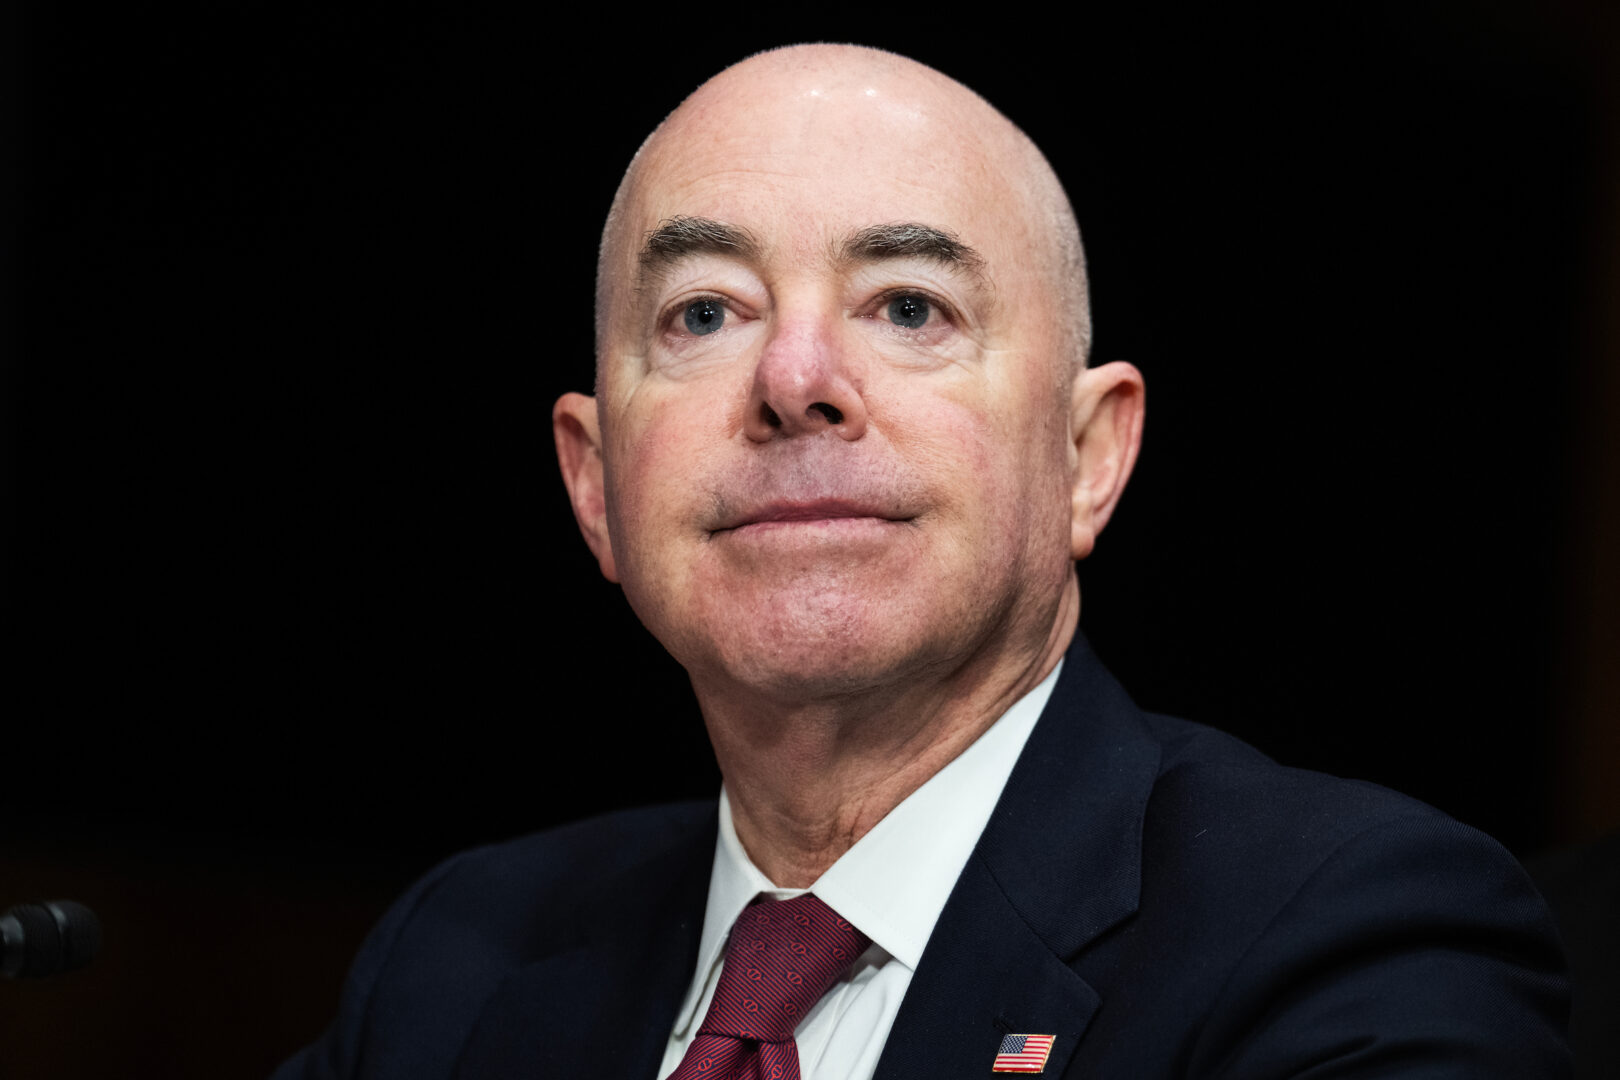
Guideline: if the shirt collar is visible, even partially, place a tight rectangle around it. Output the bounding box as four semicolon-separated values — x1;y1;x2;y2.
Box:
670;661;1062;1036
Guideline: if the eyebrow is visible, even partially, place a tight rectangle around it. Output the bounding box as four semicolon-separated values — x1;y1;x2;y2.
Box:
638;216;762;283
838;223;987;276
633;216;989;293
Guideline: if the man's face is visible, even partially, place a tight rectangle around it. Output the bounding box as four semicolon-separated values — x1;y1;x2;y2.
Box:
584;56;1087;702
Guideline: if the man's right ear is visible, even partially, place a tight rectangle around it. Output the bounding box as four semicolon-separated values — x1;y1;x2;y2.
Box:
553;392;619;583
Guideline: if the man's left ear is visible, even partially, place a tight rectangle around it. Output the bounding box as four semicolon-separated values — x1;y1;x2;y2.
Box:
1069;361;1145;560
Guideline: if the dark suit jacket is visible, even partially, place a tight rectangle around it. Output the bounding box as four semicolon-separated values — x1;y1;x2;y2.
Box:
275;639;1571;1077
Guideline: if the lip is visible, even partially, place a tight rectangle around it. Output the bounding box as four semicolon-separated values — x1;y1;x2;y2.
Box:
712;499;910;534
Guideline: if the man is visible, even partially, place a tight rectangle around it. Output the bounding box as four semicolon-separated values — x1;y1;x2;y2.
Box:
275;45;1569;1078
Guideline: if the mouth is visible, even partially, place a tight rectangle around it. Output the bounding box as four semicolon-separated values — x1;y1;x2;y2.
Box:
710;499;913;536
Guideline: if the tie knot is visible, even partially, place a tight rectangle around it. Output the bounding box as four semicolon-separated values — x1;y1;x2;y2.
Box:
700;894;870;1043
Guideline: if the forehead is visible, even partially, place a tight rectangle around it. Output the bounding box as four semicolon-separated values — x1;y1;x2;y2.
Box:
621;58;1038;273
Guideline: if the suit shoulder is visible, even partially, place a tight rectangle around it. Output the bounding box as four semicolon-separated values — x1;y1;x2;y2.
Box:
1129;711;1553;966
270;801;716;1080
442;801;716;891
1140;710;1457;858
408;800;717;939
1068;713;1569;1076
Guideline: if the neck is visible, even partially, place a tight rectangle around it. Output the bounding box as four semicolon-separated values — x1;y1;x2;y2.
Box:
699;576;1079;888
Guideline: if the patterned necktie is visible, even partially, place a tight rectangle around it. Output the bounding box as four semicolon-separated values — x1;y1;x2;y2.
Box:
666;893;871;1080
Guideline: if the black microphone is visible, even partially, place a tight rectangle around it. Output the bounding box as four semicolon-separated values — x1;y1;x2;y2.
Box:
1;901;102;978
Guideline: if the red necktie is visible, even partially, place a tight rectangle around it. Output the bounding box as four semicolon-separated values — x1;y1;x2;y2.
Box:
666;894;870;1080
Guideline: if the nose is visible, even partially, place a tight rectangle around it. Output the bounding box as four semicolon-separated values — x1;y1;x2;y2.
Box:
743;316;869;443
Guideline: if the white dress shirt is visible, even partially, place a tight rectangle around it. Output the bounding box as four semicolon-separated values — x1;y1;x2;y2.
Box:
658;662;1062;1080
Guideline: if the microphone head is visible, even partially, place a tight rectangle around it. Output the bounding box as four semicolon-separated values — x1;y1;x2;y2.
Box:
1;900;102;978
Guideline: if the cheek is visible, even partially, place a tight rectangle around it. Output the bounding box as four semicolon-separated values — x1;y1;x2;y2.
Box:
602;420;701;643
898;372;1064;504
606;383;732;532
601;382;748;634
909;376;1074;573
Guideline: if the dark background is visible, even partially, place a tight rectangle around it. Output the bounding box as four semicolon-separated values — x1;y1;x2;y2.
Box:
9;3;1619;1075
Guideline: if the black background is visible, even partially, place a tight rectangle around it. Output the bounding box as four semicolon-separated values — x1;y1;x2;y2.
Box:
9;3;1616;1075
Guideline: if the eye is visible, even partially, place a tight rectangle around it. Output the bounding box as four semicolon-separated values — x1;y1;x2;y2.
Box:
886;294;931;329
683;298;726;336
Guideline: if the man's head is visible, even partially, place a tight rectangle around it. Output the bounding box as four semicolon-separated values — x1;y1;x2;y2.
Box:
556;45;1143;707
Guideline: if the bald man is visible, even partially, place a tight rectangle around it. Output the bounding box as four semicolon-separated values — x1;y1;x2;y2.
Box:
274;46;1569;1079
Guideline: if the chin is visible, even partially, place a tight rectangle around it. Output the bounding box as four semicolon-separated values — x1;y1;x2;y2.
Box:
681;582;987;705
715;643;926;704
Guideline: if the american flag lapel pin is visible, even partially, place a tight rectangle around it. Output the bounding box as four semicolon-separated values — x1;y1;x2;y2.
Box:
992;1033;1056;1073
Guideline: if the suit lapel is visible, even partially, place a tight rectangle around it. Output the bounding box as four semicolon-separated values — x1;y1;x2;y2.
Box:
872;854;1100;1079
875;638;1161;1079
453;806;717;1079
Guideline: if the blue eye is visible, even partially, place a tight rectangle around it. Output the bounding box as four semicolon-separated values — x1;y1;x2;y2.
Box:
886;295;930;329
683;299;725;336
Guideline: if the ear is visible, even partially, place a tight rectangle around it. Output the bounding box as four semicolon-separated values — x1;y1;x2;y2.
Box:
553;392;619;582
1069;361;1145;560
